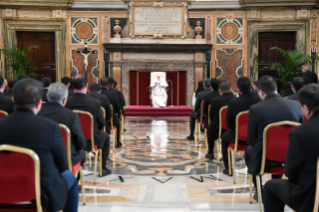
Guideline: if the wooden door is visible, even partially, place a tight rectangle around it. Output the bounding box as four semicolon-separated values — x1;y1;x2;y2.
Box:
17;32;56;82
258;32;296;79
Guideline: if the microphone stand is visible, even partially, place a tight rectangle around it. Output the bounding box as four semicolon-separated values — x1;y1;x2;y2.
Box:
166;80;173;107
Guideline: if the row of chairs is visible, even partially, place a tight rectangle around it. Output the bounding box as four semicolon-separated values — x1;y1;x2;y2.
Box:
195;102;319;212
0;106;126;211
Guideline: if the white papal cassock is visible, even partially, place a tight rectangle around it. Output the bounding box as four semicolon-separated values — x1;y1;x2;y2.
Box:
150;76;168;107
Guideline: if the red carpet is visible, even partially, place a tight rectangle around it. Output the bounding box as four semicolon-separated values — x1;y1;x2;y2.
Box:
125;105;193;116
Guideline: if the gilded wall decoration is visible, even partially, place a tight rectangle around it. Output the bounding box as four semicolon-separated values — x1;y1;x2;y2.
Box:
216;17;244;45
311;15;318;44
70;17;98;44
215;49;244;90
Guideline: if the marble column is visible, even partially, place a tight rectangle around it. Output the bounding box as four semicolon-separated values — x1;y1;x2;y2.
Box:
195;66;203;91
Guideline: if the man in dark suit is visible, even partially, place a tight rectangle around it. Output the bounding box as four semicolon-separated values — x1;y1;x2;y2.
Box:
0;78;78;212
66;75;111;176
245;76;304;199
38;82;86;166
61;76;74;96
187;79;212;141
221;77;261;175
4;79;16;98
203;78;220;126
89;83;111;134
300;64;318;84
206;80;236;159
41;77;51;102
109;78;126;109
0;76;14;114
263;84;319;212
287;77;305;101
100;77;122;147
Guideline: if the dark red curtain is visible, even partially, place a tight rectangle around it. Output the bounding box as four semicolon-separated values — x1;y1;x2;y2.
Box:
129;71;187;105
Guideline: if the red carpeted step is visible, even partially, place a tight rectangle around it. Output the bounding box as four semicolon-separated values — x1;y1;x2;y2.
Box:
124;105;193;116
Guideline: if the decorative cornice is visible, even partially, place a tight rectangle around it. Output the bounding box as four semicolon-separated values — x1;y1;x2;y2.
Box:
0;0;74;10
103;43;213;53
239;0;319;10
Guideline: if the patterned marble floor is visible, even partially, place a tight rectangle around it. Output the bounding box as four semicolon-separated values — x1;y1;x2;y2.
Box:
79;116;293;212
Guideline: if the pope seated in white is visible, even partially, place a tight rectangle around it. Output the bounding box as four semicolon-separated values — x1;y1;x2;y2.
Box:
150;73;168;107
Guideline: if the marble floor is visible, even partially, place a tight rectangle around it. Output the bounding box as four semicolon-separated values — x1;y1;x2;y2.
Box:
79;116;293;212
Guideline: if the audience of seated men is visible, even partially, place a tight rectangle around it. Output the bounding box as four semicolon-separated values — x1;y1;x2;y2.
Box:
38;82;86;166
0;78;78;212
187;79;212;141
66;74;111;176
203;78;220;126
245;75;304;201
88;83;112;134
263;84;319;212
0;76;14;114
287;77;305;101
4;79;16;98
206;80;236;160
221;77;261;175
41;77;51;102
99;77;122;147
62;76;74;96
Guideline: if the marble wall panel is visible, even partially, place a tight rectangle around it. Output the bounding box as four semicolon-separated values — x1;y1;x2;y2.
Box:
215;49;243;91
206;18;212;44
103;17;110;43
71;49;99;84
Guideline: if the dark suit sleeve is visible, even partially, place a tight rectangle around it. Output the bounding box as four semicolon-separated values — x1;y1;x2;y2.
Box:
7;100;14;114
114;96;122;117
71;114;86;150
119;91;126;107
285;129;303;181
225;102;235;130
203;99;209;116
194;97;201;113
210;101;220;129
97;104;106;130
105;99;112;120
52;123;68;173
246;107;258;146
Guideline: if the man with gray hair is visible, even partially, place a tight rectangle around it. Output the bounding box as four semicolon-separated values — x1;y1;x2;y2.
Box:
300;64;318;84
187;79;212;141
38;82;86;166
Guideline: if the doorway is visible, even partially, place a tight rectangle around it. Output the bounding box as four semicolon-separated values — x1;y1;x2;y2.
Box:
17;31;56;81
258;31;296;79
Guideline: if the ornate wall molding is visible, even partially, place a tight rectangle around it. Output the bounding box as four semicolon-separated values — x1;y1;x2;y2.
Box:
0;0;74;10
216;17;244;45
70;17;98;45
311;15;318;44
239;0;318;10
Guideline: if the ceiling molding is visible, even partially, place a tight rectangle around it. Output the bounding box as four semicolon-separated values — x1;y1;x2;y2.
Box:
239;0;319;10
71;1;126;9
0;0;74;10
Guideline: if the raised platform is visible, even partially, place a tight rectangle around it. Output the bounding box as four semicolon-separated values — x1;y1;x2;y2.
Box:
125;105;193;117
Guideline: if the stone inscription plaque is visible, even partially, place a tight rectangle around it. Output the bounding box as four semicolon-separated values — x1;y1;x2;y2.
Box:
133;6;184;35
17;10;52;19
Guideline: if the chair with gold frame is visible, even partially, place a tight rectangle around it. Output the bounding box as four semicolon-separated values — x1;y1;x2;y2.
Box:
253;121;301;211
0;144;42;212
0;110;8;118
214;106;229;162
107;105;118;149
228;110;249;184
59;124;86;205
195;101;206;141
73;110;102;185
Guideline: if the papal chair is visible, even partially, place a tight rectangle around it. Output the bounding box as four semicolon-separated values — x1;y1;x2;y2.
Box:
107;105;118;149
73;110;102;185
0;144;42;212
215;106;229;162
195;101;206;141
228;110;249;184
0;110;8;118
59;124;86;205
253;121;301;212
